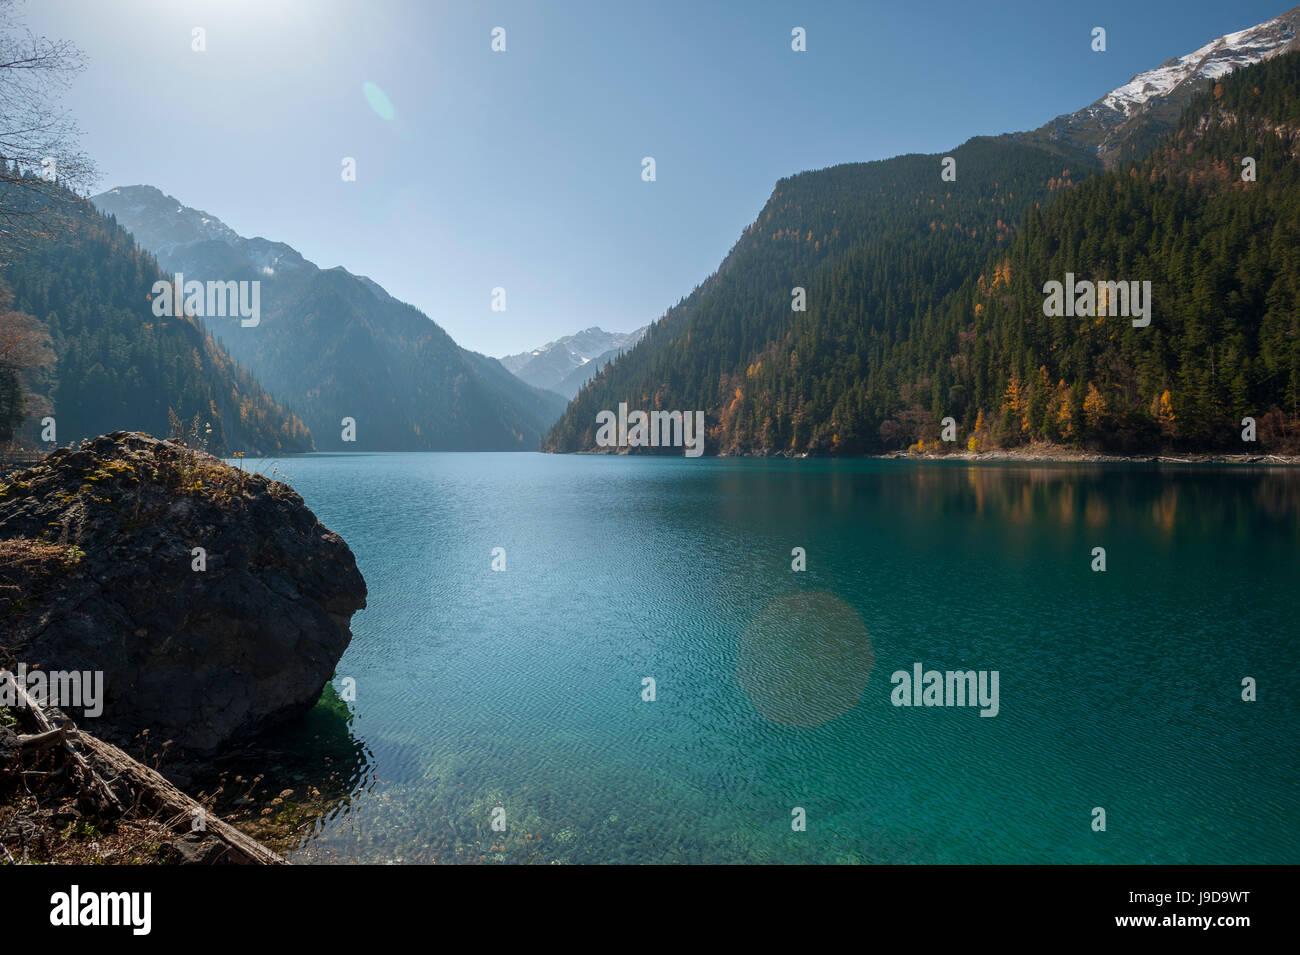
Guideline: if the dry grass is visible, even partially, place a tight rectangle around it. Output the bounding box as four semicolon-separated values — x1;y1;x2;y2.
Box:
0;537;83;626
0;728;181;865
0;791;177;865
0;536;82;570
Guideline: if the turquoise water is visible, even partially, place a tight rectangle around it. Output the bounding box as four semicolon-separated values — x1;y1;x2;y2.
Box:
236;454;1299;864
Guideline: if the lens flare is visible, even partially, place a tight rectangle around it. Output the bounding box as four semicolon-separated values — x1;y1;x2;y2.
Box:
737;591;874;728
362;81;396;120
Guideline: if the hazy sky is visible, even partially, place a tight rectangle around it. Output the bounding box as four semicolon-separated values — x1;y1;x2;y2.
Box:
26;0;1292;356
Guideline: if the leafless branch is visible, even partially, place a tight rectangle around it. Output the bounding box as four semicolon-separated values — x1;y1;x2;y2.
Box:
0;0;97;257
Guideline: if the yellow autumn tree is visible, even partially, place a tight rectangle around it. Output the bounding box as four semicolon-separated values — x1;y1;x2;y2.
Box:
1083;382;1108;429
990;258;1012;289
1052;380;1073;436
1153;389;1176;436
1003;375;1029;432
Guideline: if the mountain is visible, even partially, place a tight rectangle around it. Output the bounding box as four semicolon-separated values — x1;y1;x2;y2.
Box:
553;344;638;399
500;326;647;398
1016;4;1300;167
0;173;312;455
544;134;1093;454
92;186;566;451
952;51;1300;451
545;26;1300;456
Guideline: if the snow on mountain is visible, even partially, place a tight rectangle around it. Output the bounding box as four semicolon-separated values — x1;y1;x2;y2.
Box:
1103;17;1297;115
1020;4;1300;166
96;185;241;255
501;326;648;397
93;185;315;280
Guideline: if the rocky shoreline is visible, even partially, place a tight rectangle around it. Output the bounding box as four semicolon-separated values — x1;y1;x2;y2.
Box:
869;447;1300;465
1;432;368;864
1;696;284;865
574;444;1300;464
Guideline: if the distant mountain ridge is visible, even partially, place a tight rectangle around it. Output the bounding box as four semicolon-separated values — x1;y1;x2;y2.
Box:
501;326;647;398
93;186;565;451
1015;4;1300;166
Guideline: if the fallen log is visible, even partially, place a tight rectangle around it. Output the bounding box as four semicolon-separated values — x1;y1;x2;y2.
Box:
3;677;284;865
75;732;287;866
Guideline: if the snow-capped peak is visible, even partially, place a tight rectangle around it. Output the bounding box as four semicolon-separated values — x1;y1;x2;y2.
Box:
1102;12;1299;116
1022;5;1300;166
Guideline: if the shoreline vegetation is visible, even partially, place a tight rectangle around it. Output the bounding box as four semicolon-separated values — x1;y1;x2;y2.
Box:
1;688;284;865
566;443;1300;465
871;449;1300;465
11;444;1300;474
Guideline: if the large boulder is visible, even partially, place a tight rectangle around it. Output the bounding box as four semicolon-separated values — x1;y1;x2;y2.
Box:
0;432;365;754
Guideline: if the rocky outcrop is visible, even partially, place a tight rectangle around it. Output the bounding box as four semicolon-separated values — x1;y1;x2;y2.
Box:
0;431;365;754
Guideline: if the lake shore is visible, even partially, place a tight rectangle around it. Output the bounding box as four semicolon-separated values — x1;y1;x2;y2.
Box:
869;447;1300;465
1;705;285;865
573;444;1300;464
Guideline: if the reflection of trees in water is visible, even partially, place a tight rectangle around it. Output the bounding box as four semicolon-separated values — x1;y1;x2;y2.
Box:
711;462;1300;537
837;465;1298;533
945;466;1300;536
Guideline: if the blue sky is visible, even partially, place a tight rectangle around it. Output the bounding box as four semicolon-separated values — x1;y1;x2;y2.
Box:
27;0;1293;356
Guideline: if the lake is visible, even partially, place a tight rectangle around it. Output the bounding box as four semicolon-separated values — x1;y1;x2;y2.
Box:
230;453;1299;864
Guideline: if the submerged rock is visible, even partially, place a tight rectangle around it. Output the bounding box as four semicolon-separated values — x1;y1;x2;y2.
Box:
0;431;366;754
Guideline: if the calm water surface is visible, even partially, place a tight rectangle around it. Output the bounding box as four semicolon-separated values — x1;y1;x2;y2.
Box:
234;454;1299;864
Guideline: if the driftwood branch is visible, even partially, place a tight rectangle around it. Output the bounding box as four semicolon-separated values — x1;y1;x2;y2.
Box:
16;726;66;751
74;732;286;865
7;679;121;811
3;678;284;865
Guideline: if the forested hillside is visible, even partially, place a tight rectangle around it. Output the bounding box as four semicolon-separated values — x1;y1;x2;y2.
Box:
545;137;1094;453
545;52;1300;455
0;173;312;455
902;50;1300;452
208;263;567;451
95;185;568;452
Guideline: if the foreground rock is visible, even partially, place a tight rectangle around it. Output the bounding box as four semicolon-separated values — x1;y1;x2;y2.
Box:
0;431;366;754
